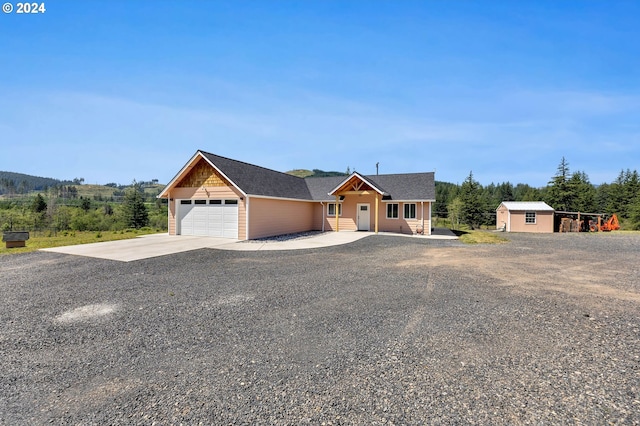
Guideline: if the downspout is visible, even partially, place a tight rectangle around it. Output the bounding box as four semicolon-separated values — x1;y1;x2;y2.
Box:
320;202;325;232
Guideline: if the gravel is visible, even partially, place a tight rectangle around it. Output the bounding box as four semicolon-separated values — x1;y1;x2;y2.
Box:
241;231;326;243
1;233;639;424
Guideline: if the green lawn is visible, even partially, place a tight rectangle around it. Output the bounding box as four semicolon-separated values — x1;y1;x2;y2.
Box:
453;229;510;244
1;229;164;256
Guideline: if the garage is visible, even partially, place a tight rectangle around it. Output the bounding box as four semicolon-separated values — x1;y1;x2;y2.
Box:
177;199;238;238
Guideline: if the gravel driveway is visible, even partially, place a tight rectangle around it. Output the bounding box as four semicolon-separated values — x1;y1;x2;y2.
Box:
1;233;639;424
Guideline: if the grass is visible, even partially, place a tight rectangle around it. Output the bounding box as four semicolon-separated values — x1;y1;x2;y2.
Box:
452;228;510;244
0;228;164;256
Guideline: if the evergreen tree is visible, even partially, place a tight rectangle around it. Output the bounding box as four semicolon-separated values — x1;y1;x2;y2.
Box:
568;171;596;212
629;197;640;230
122;182;149;229
514;183;542;201
623;170;640;218
459;171;484;229
546;157;573;211
30;193;47;214
80;197;92;212
435;181;458;218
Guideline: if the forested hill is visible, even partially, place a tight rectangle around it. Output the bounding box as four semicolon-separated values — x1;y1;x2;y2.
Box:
287;169;349;178
0;171;70;194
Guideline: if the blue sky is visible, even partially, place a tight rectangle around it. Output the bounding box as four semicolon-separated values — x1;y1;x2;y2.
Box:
1;1;638;187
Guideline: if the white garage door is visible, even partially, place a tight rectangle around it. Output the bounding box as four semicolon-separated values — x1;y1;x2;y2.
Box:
177;199;238;238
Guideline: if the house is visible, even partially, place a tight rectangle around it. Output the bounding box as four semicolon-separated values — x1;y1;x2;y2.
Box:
158;150;436;240
496;201;554;233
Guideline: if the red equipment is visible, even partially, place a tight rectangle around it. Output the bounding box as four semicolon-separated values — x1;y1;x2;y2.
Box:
589;214;620;232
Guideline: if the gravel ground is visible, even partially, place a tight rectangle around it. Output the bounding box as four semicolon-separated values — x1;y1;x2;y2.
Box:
241;231;326;243
1;233;639;425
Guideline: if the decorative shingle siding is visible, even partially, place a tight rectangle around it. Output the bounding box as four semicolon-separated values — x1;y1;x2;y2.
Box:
177;159;230;188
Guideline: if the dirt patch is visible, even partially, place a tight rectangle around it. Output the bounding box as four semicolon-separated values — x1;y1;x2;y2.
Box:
54;303;119;323
395;245;640;304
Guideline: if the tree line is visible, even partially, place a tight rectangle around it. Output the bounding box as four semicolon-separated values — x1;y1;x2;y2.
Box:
0;182;167;233
436;158;640;230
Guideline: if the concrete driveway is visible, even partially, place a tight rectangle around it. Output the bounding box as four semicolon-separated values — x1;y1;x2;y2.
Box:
40;233;235;262
41;230;458;261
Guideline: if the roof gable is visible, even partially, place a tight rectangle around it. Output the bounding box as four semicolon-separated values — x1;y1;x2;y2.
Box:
328;172;386;196
176;158;231;188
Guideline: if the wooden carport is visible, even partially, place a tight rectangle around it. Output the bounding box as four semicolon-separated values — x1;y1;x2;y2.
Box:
554;211;605;232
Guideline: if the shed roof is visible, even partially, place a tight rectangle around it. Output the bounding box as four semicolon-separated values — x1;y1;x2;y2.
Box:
498;201;554;211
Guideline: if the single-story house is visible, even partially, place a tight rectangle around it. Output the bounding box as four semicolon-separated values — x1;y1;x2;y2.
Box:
496;201;554;233
158;150;436;240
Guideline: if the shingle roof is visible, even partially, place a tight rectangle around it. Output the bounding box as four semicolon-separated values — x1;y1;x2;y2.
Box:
304;176;346;201
499;201;554;211
165;150;435;202
199;151;312;199
365;173;435;201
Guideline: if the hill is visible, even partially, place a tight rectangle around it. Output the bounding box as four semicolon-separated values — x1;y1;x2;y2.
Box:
286;169;348;178
0;171;70;194
0;170;165;200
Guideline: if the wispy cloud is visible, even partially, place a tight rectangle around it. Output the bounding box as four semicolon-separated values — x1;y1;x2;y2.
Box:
1;85;638;186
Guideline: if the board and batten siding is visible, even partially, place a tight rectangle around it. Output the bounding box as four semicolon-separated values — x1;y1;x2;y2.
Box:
247;197;316;239
167;186;246;239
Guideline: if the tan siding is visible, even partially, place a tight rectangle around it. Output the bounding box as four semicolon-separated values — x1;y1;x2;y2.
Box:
323;195;431;235
168;197;176;235
496;205;508;231
312;203;325;231
248;198;316;239
507;211;554;233
378;201;427;234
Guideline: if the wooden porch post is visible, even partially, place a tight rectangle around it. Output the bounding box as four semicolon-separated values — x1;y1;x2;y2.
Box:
375;193;379;234
335;195;340;232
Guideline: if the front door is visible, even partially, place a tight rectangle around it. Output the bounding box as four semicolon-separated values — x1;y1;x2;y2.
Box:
357;203;370;231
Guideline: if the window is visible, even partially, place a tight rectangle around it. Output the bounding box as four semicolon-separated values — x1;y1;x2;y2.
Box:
525;212;536;224
209;200;222;204
194;200;207;205
404;203;417;219
225;199;238;205
386;203;399;219
327;203;342;216
180;200;192;205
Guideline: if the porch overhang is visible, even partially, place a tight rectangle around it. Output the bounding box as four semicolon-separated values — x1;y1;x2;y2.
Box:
328;172;385;234
328;172;386;197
